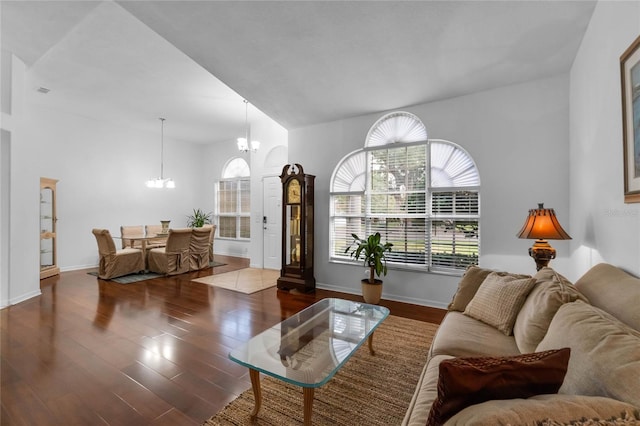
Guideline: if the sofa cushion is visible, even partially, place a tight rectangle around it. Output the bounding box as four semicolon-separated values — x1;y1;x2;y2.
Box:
444;395;640;426
538;412;640;426
426;348;570;426
513;267;587;353
447;266;530;312
536;300;640;407
464;272;536;335
574;263;640;331
401;355;453;426
430;312;521;359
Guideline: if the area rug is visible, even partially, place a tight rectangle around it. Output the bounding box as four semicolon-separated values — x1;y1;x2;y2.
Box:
192;268;279;294
210;260;226;267
203;315;438;425
87;271;163;284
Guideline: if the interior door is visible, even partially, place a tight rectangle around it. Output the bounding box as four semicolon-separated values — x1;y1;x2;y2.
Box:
263;176;282;270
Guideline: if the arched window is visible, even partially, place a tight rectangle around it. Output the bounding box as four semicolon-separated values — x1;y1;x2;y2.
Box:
330;112;480;273
216;158;250;240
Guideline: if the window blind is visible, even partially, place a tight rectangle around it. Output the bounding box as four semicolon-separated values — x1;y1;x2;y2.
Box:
329;113;480;273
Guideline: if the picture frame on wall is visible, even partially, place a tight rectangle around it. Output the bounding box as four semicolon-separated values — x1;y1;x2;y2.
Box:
620;35;640;203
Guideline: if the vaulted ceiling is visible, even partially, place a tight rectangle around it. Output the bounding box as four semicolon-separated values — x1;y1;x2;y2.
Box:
1;0;597;144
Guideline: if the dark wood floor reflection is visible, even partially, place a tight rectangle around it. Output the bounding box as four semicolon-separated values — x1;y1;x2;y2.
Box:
0;256;445;425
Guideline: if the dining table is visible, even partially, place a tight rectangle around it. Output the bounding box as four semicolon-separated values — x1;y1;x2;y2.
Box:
116;234;169;252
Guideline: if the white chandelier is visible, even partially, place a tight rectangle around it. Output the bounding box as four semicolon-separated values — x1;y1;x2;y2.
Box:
146;117;175;189
237;99;260;153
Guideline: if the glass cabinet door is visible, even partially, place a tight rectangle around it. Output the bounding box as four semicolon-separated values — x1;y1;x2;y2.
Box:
40;178;59;279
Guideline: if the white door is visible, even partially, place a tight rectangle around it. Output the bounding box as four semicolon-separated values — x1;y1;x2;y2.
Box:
263;176;282;270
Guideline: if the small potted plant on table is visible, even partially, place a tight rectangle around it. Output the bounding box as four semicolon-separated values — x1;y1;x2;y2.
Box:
345;232;393;304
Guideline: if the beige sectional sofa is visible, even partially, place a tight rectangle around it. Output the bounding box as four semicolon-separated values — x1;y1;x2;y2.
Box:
403;263;640;426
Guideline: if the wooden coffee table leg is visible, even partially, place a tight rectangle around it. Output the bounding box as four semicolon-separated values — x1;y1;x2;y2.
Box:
303;387;314;426
249;368;262;419
368;332;375;355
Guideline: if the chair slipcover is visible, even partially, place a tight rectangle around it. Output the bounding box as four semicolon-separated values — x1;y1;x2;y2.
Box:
92;228;145;279
189;227;211;271
202;224;217;262
147;228;192;275
120;225;144;249
144;224;167;249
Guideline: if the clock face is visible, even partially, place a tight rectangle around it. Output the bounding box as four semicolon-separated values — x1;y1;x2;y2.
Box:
287;180;301;204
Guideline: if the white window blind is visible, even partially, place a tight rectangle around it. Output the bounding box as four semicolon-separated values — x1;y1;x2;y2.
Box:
330;112;480;273
216;158;251;240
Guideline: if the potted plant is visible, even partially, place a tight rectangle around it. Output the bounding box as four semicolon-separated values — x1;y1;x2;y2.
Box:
186;208;212;228
345;232;393;304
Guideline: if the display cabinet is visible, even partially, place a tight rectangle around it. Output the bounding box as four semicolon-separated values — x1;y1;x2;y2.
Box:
277;164;315;292
40;177;59;279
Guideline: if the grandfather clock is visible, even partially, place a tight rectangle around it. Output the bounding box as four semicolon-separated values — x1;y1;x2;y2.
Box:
277;163;315;292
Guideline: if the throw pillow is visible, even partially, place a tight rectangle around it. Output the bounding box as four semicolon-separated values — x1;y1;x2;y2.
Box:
463;272;537;335
447;266;531;312
426;348;571;426
513;267;587;353
536;300;640;408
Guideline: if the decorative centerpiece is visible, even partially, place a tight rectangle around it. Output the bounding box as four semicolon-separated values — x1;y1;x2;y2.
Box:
160;220;171;235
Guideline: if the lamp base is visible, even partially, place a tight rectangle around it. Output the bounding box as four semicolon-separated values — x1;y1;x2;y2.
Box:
528;239;556;271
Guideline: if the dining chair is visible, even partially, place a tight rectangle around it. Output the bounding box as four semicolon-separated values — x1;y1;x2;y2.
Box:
92;228;145;279
147;228;192;275
145;224;167;249
189;227;211;271
120;225;144;249
202;224;217;262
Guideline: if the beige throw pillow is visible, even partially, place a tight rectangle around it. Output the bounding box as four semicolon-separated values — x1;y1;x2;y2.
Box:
448;266;530;312
536;300;640;408
464;272;537;335
513;267;588;353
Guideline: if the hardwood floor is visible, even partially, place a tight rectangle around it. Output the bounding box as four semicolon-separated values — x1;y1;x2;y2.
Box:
1;256;445;425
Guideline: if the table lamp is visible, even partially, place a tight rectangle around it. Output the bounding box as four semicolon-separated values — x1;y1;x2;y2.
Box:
517;203;571;271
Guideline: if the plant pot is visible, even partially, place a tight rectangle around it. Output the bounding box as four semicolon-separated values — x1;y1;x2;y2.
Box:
361;279;383;304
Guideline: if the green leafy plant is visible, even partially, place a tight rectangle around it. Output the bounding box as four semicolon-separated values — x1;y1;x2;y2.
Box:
186;208;212;228
345;232;393;284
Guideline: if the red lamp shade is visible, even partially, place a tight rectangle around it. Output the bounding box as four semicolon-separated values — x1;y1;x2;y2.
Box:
517;203;571;271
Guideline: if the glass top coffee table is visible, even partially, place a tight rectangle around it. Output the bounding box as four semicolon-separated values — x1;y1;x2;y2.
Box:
229;298;390;425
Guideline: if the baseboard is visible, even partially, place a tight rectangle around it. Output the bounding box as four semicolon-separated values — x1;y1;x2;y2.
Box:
61;263;97;272
7;289;42;306
316;281;448;310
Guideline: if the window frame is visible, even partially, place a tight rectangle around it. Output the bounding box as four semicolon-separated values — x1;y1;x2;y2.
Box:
330;117;480;275
215;158;251;241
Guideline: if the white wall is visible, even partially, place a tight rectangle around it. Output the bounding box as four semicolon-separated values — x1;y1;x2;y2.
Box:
0;129;10;308
201;108;288;265
1;44;287;306
24;104;206;270
2;53;43;307
569;1;640;279
0;52;18;308
289;75;571;308
2;62;206;304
